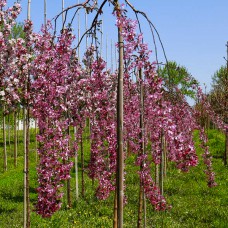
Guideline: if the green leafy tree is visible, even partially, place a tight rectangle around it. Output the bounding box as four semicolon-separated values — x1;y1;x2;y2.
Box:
158;61;198;99
210;65;228;165
210;66;227;117
10;22;25;39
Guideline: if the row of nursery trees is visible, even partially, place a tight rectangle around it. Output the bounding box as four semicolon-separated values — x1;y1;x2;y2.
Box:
0;0;227;227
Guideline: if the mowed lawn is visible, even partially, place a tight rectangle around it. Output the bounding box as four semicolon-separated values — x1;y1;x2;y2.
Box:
0;129;228;227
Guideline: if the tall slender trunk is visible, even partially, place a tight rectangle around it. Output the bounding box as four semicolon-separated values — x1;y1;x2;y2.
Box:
114;1;124;227
224;42;228;166
113;190;118;228
155;164;159;186
137;68;145;228
23;108;27;228
85;7;88;49
24;1;31;227
3;104;7;172
23;106;30;228
35;118;38;162
77;0;80;60
44;0;47;26
26;106;30;227
111;39;113;72
81;131;85;197
62;0;65;26
74;126;79;200
8;114;11;154
159;130;164;196
100;20;103;56
66;126;71;208
163;139;167;178
225;130;228;166
106;34;108;71
143;191;147;228
14;111;18;168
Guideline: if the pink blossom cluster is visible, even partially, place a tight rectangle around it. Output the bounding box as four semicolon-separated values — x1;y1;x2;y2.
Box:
32;25;75;217
196;87;227;132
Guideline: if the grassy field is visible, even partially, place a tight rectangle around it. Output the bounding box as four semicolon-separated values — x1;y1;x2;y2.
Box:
0;129;227;227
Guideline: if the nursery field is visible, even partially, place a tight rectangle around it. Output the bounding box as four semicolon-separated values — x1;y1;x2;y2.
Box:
0;129;227;228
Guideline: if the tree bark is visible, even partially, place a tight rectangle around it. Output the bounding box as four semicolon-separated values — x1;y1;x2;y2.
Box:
115;1;124;227
159;130;164;196
81;132;85;197
14;111;17;168
3;104;7;172
66;126;71;208
137;68;145;228
74;126;79;200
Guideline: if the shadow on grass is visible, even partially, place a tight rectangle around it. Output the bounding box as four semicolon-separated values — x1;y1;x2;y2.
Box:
0;187;37;204
0;207;17;213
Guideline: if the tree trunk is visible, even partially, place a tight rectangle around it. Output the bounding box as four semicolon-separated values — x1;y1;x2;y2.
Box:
113;190;118;228
137;68;145;228
155;164;159;186
14;111;18;168
3;104;7;172
35;118;38;162
26;106;30;227
66;126;71;208
81;132;85;197
159;130;164;196
115;1;124;227
8;114;11;154
225;129;228;166
23;106;30;228
44;0;47;26
74;126;79;200
143;191;147;228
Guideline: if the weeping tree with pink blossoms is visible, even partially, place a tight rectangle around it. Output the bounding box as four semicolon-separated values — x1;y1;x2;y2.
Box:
1;1;228;228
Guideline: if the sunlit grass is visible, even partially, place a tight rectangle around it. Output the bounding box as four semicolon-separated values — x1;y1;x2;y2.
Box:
0;129;227;227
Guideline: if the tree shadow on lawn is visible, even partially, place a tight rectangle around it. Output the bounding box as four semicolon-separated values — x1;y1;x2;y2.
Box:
0;207;17;214
0;186;37;204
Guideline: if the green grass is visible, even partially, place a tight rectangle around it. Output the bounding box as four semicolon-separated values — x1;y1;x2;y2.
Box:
0;129;228;227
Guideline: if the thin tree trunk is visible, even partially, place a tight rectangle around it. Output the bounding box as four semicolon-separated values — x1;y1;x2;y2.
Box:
3;104;7;172
115;1;124;227
14;111;17;168
67;175;71;208
111;39;113;72
159;130;164;196
35;118;37;162
66;126;71;208
138;183;144;228
85;6;88;49
138;68;145;228
224;41;228;165
225;129;228;166
77;0;80;60
23;106;30;228
80;135;84;191
74;126;79;200
23;107;27;228
100;19;103;56
44;0;47;26
62;0;65;26
106;34;108;71
163;139;167;178
8;114;11;154
24;1;31;227
113;190;117;228
143;191;147;228
155;164;159;186
26;106;30;227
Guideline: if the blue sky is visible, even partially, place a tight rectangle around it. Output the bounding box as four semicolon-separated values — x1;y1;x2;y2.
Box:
7;0;228;92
